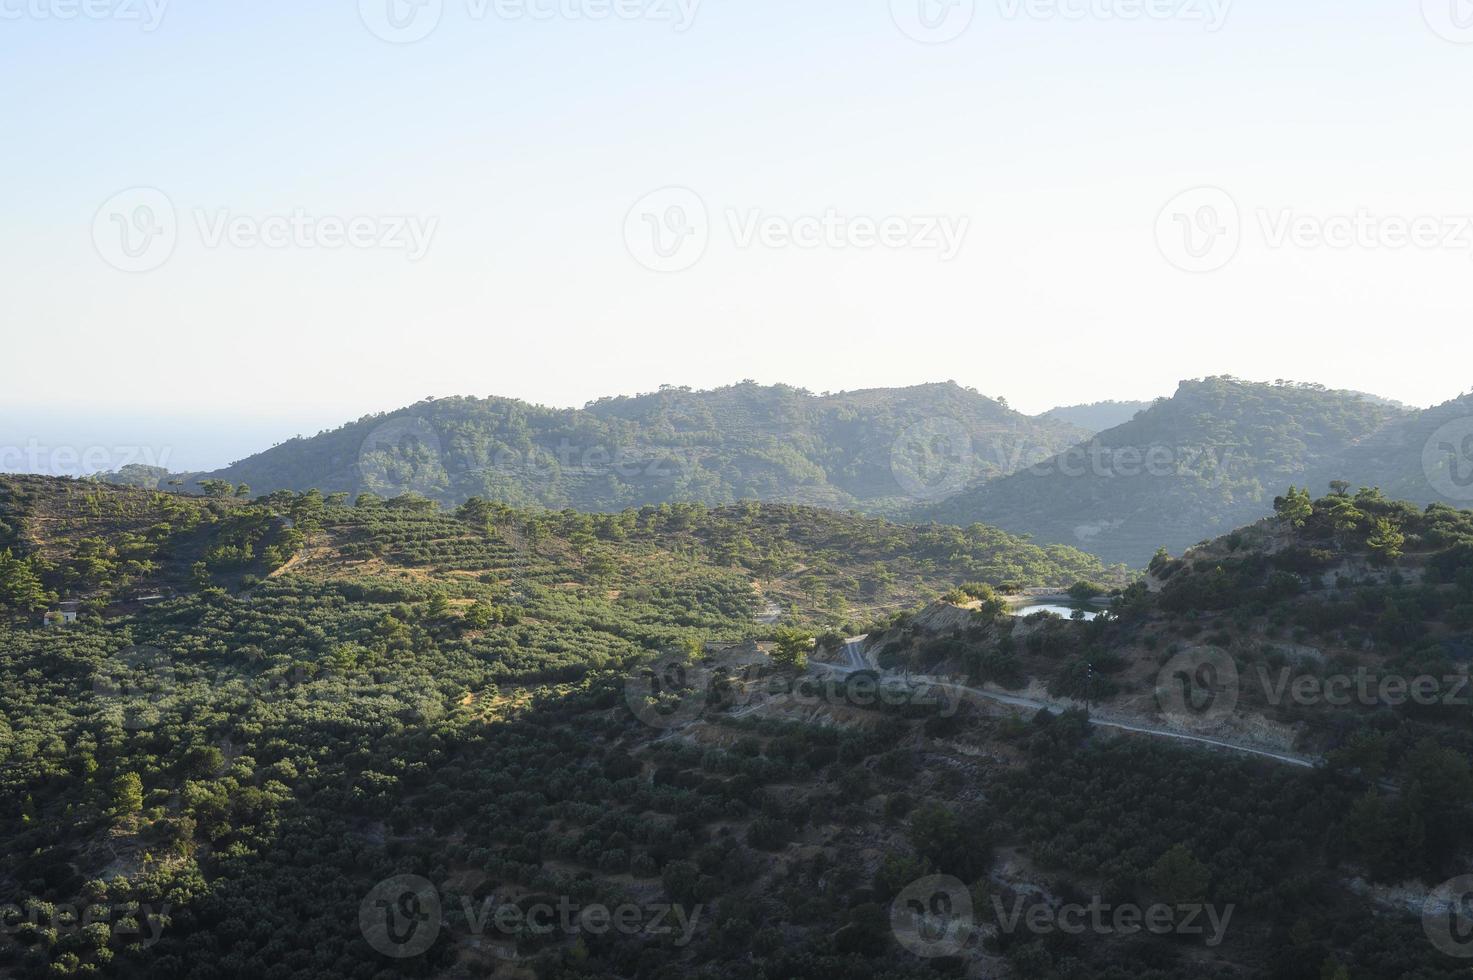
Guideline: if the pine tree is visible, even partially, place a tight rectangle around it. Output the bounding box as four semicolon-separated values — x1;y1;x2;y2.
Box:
0;549;52;613
1274;486;1313;528
771;627;812;672
1366;517;1405;566
112;773;144;818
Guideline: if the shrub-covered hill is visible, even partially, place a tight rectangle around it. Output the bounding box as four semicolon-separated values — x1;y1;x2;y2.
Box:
1;478;1467;979
0;475;298;618
1;476;1123;630
1327;391;1473;506
837;491;1473;971
126;381;1085;516
927;377;1412;566
889;486;1473;791
0;478;1128;979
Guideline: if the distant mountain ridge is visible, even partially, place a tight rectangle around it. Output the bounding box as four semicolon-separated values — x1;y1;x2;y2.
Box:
1329;391;1473;502
97;378;1472;569
130;382;1087;515
928;377;1424;565
1038;400;1156;434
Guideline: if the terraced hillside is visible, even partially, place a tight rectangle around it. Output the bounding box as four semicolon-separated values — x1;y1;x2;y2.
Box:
5;477;1473;977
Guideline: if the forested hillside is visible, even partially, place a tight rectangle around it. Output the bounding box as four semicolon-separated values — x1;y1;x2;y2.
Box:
122;383;1085;517
103;378;1472;573
6;478;1473;978
928;377;1412;566
0;476;1127;978
1328;392;1473;506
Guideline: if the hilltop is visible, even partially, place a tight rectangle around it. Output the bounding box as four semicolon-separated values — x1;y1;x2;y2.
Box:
117;382;1085;517
928;377;1414;565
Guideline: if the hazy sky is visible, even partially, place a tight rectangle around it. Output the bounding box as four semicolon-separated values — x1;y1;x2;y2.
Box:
3;0;1472;472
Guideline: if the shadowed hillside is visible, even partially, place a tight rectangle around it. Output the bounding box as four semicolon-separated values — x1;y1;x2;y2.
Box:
927;377;1412;566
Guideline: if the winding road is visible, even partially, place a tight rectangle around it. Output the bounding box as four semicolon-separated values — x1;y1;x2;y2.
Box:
814;650;1318;770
